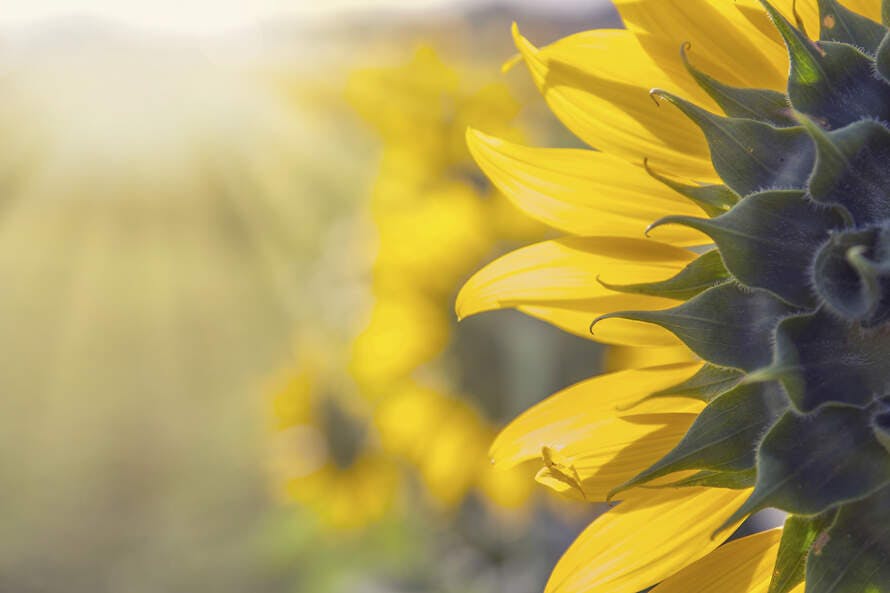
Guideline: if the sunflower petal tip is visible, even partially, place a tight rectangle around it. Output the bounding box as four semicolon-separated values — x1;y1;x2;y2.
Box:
501;53;522;74
510;22;537;56
465;126;490;148
589;312;620;335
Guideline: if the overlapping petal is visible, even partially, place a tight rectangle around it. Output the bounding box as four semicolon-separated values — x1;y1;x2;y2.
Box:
512;25;717;179
534;413;698;500
519;304;685;346
545;486;752;593
604;344;698;371
490;362;704;469
456;236;694;318
466;129;708;244
648;528;802;593
613;0;788;90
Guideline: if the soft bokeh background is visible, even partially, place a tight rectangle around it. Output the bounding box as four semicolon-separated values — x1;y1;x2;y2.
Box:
0;2;630;592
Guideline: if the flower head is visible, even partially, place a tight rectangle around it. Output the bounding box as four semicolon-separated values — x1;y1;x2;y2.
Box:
459;1;890;592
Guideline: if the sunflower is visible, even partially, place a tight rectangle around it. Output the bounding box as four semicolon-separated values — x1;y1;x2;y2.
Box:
266;348;401;532
457;1;890;592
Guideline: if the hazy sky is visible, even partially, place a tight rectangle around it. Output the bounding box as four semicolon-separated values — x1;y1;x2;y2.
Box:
0;0;601;36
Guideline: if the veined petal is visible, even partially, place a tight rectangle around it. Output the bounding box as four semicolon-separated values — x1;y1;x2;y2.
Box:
650;528;799;593
513;25;717;180
604;344;699;372
613;0;787;89
519;302;684;346
545;487;752;593
456;236;695;320
490;362;705;468
535;412;698;500
466;128;708;244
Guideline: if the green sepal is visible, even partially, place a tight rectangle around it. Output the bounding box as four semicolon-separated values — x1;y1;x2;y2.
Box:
653;468;755;489
598;249;729;301
872;407;890;454
768;511;838;593
680;43;795;126
803;117;890;226
650;89;814;196
817;0;887;54
643;159;739;217
806;484;890;593
723;404;890;526
611;382;786;495
753;309;890;412
884;0;890;26
812;224;890;323
594;283;800;371
650;190;843;307
761;0;890;128
649;363;744;403
877;29;890;81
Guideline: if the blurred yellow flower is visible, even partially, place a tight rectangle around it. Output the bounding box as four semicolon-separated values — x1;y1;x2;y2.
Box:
347;46;544;516
267;359;400;532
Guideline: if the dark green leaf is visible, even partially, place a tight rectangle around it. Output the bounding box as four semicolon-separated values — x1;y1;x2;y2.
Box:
757;310;890;412
598;249;729;301
595;283;800;371
644;160;739;217
884;0;890;26
761;0;890;128
803;117;890;226
806;484;890;593
817;0;887;54
768;512;838;593
650;363;744;403
724;404;890;525
650;190;843;307
681;43;795;126
612;381;787;494
650;89;814;197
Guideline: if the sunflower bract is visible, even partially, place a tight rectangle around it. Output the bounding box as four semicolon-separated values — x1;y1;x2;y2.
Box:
459;1;890;592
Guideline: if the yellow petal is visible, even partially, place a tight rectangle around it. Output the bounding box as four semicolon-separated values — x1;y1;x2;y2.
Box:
604;344;698;372
519;303;683;347
842;0;881;22
490;362;704;468
535;412;698;500
771;0;822;36
456;236;695;320
546;487;753;593
466;128;708;245
613;0;787;90
513;25;716;180
650;528;784;593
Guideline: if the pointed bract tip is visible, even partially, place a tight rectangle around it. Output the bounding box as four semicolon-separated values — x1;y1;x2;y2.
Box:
589;312;619;335
645;215;688;237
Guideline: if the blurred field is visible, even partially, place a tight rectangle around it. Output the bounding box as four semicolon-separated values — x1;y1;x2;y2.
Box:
0;3;619;592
